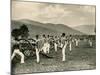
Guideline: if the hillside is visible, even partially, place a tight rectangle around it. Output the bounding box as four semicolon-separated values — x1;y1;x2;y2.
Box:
73;25;96;35
11;19;84;37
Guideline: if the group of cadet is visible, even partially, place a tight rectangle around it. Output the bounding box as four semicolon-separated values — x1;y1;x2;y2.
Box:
11;33;95;63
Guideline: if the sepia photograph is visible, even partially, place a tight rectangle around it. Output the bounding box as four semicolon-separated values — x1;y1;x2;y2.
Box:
11;0;96;74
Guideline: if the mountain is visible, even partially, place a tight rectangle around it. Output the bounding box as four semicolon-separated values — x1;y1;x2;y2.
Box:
73;25;96;35
11;19;84;37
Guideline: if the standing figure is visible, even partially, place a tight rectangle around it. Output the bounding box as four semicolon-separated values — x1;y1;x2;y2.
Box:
42;34;50;54
35;35;41;63
88;35;93;47
69;35;72;51
54;36;58;52
75;38;80;47
62;40;68;61
88;39;93;47
46;35;51;53
34;34;50;63
11;38;25;63
69;41;72;51
61;33;68;61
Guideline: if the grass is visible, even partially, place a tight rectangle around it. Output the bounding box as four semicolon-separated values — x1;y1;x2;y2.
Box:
11;40;96;74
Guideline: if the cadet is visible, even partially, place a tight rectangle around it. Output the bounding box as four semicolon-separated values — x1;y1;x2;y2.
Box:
11;37;25;63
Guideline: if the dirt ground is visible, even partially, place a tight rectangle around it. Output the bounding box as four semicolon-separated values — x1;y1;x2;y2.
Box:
11;40;96;75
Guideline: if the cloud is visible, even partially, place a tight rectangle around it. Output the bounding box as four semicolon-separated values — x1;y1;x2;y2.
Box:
12;1;96;27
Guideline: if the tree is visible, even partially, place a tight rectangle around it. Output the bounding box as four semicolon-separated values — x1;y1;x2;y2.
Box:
11;28;21;40
20;24;29;39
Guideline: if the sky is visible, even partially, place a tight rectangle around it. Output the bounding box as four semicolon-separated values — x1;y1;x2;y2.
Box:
12;0;96;27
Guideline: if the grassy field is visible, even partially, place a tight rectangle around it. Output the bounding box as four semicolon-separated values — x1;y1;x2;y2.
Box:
11;40;96;74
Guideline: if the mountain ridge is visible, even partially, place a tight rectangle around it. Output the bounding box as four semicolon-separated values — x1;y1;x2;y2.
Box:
11;19;84;37
73;25;95;35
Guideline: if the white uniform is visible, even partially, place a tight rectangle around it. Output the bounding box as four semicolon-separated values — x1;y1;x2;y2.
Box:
11;49;25;63
41;38;50;54
69;41;72;51
54;42;57;52
61;37;68;61
75;39;80;47
11;40;25;63
62;41;68;61
88;39;92;47
35;37;50;63
35;38;43;63
68;37;72;51
54;38;58;52
46;38;50;53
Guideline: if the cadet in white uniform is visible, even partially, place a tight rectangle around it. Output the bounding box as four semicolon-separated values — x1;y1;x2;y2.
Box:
34;35;41;63
54;36;58;52
35;34;50;63
88;35;93;47
60;33;68;61
42;34;50;54
88;38;93;47
68;35;73;51
11;38;25;63
75;38;80;47
34;35;43;63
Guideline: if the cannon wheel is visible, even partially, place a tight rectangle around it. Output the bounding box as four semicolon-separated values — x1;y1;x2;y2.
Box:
19;39;35;57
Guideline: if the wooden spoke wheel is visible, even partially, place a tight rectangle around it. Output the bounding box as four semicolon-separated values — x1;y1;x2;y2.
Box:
19;39;35;57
